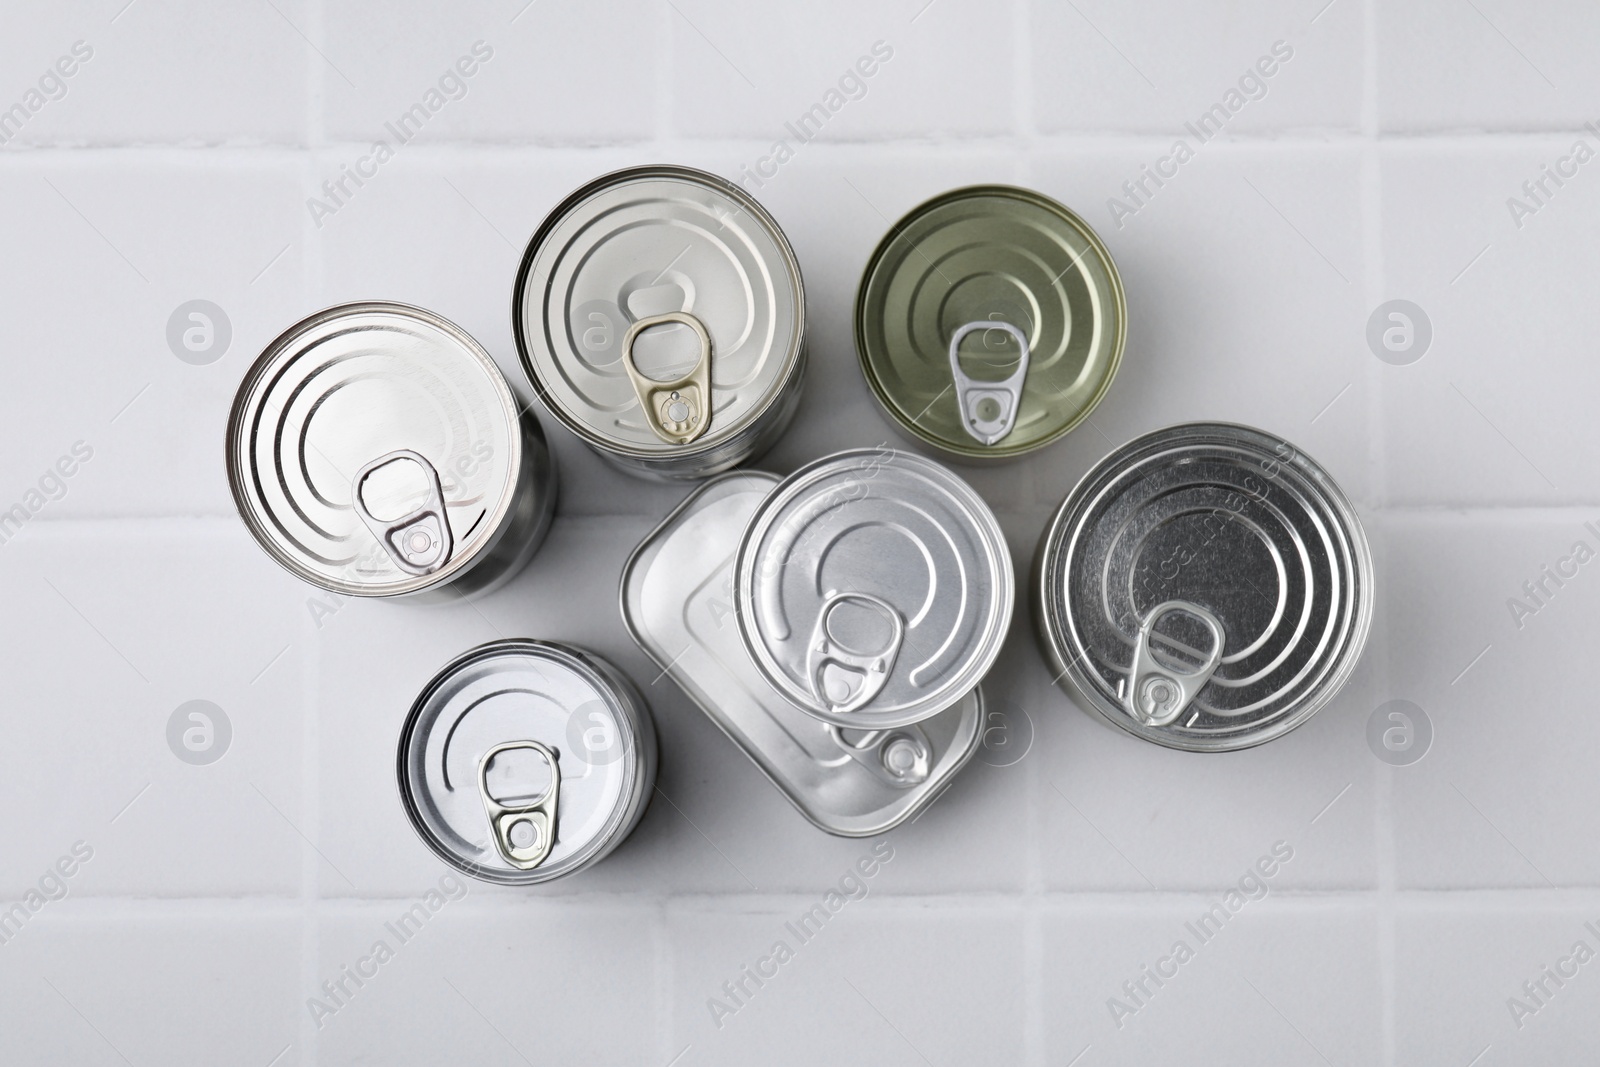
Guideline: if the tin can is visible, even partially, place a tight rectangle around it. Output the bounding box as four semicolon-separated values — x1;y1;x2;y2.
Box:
227;301;556;600
855;185;1125;460
621;471;983;836
513;165;806;481
1034;422;1374;752
735;448;1014;730
396;639;657;885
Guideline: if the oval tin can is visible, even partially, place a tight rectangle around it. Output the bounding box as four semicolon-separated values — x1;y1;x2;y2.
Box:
1034;422;1374;752
396;639;657;885
513;165;806;481
855;185;1125;460
735;448;1014;730
227;301;556;600
621;471;983;836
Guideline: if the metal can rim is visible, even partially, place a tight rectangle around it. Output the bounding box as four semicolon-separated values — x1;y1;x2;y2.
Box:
854;184;1127;460
1035;421;1375;752
733;447;1015;728
511;163;807;462
226;300;527;598
394;638;656;884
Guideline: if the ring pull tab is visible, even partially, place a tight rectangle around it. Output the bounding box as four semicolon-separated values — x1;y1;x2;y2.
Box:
1125;601;1226;727
827;723;932;788
478;740;560;870
622;311;714;445
807;592;905;714
352;449;454;576
949;320;1030;447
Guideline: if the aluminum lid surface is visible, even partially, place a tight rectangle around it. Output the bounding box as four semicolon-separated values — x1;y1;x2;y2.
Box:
856;185;1125;459
736;448;1013;729
1037;423;1373;751
396;640;653;885
621;471;983;836
227;302;524;596
514;165;804;458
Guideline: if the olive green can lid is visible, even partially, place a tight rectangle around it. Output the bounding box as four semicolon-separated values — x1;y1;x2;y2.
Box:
855;185;1126;460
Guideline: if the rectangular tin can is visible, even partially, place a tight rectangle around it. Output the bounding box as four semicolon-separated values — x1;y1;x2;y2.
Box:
621;471;982;835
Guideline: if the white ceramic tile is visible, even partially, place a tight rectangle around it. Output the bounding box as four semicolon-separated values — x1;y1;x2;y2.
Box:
1378;0;1597;133
1395;902;1600;1064
1377;140;1600;506
0;157;307;520
0;913;301;1066
1040;902;1382;1066
1031;0;1362;134
1382;511;1600;889
0;1;308;146
312;900;660;1064
669;0;1013;142
323;0;657;146
667;901;1026;1065
0;524;305;898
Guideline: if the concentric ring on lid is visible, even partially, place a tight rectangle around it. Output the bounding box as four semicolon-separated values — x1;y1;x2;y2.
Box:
396;640;656;885
855;185;1125;459
735;448;1014;729
513;165;804;462
226;302;525;597
1036;422;1373;751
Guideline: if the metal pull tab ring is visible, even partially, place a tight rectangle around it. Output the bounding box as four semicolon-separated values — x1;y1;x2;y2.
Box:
807;592;905;714
351;449;454;576
622;311;714;445
1126;601;1226;727
827;724;932;788
949;321;1030;447
478;740;560;870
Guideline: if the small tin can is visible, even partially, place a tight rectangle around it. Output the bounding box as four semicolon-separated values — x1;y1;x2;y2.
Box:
513;165;806;481
855;185;1125;460
621;471;983;836
396;639;657;885
735;448;1014;730
227;301;556;600
1035;422;1374;752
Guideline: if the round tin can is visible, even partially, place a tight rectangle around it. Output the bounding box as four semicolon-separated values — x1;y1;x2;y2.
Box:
1035;423;1373;752
855;185;1125;460
227;301;556;600
396;640;657;885
735;448;1014;730
621;470;984;836
513;165;806;481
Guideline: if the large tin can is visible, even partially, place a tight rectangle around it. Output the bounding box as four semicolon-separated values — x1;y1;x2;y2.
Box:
513;165;806;481
1035;423;1373;752
855;185;1125;461
396;640;657;885
735;448;1014;730
227;301;556;601
621;471;983;836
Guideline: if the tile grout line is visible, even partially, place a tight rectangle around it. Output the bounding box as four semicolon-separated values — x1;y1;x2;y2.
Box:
1357;0;1398;1063
1014;4;1046;1064
298;4;326;1064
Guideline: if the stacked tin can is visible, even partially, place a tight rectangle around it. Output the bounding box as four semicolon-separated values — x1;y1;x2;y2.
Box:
223;166;1377;884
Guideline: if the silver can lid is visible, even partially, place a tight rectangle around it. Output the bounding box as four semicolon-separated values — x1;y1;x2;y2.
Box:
396;640;655;885
620;470;984;836
735;449;1013;729
227;302;526;596
1037;422;1374;751
513;165;804;459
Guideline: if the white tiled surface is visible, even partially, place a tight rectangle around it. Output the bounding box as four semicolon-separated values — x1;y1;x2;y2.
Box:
2;0;1598;1063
